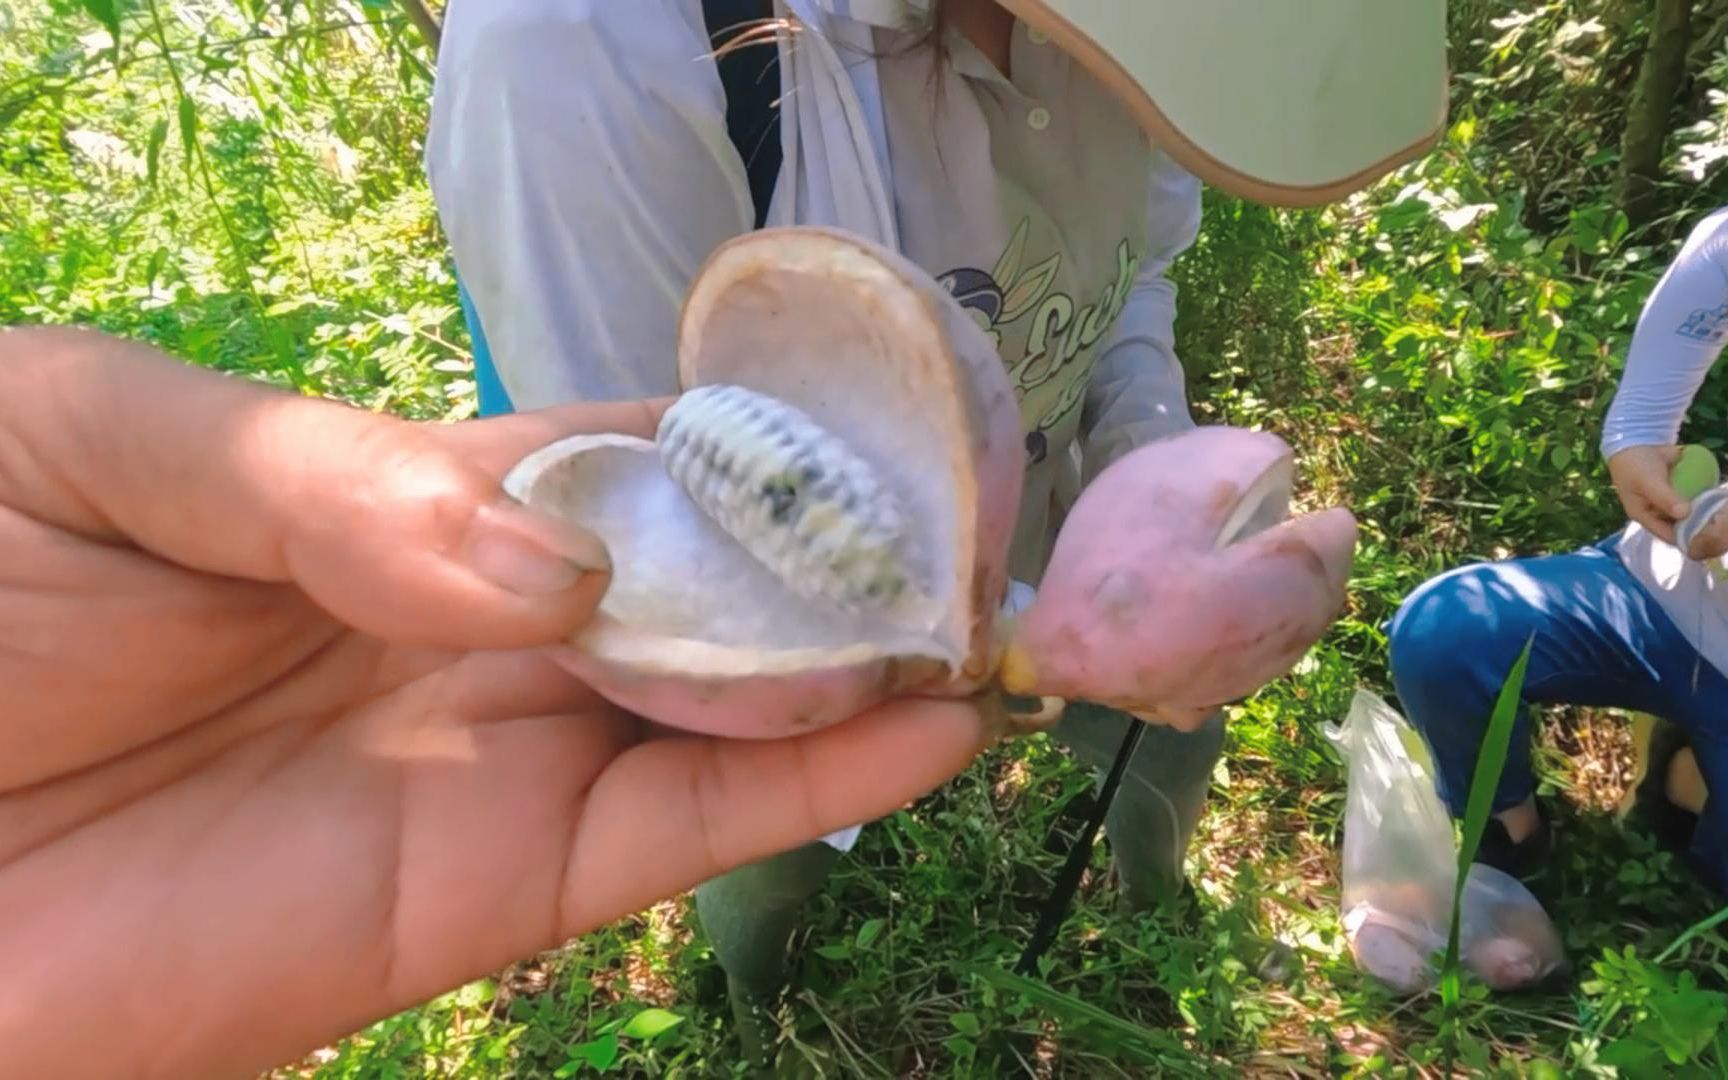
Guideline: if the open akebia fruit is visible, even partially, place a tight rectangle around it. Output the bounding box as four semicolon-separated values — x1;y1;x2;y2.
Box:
503;226;1358;738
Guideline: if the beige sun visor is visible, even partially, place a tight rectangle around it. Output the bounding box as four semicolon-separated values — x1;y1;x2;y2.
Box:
996;0;1451;207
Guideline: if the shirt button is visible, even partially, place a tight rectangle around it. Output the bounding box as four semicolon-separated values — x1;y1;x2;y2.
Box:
1028;106;1051;130
1027;26;1049;45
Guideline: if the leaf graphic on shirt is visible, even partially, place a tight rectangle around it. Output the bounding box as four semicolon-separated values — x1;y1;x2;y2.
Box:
1037;360;1093;430
992;218;1031;290
1000;253;1062;324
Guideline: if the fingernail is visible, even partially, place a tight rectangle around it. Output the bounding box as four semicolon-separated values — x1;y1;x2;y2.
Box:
464;501;611;595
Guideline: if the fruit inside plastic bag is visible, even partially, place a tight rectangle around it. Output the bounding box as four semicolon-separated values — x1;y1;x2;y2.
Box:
1324;689;1567;994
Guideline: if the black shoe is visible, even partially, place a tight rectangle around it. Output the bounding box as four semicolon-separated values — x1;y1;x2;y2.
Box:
1472;805;1552;884
1626;715;1701;857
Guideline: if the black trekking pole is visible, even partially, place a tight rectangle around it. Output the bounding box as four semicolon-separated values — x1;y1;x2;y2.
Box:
1014;718;1146;976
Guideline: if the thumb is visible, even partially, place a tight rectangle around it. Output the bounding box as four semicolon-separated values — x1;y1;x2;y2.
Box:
1;326;636;651
1656;445;1693;520
276;430;617;650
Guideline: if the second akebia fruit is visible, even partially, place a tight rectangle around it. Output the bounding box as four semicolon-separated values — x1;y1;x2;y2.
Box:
999;426;1358;723
503;225;1359;739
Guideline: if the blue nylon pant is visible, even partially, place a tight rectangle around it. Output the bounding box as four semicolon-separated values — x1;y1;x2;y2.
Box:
1387;533;1728;893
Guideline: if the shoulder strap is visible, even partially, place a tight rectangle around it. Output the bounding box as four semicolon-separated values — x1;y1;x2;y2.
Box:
701;0;784;228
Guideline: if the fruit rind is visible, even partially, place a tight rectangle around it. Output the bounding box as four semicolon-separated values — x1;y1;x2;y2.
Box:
676;226;1023;680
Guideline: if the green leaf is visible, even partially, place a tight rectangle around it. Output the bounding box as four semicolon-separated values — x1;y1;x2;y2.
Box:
559;1033;619;1074
1596;1036;1664;1074
0;96;30;137
145;117;168;187
1656;904;1728;964
1378;198;1433;232
1441;636;1532;987
176;94;198;159
77;0;121;46
855;917;886;950
618;1007;684;1041
965;965;1182;1066
453;978;495;1008
949;1011;981;1037
265;297;315;317
1646;989;1728;1062
1459;1038;1492;1070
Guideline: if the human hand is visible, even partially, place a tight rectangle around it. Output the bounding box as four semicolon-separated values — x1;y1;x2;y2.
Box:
1607;444;1691;545
1679;491;1728;562
0;326;989;1079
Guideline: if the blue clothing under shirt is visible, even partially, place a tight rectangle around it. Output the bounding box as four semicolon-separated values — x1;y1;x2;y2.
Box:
457;276;515;418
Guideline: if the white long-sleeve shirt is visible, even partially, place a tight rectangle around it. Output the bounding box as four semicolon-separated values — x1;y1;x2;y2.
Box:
1601;206;1728;677
424;0;1203;850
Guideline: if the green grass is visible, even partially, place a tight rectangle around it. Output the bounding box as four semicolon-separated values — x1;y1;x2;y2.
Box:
262;642;1725;1078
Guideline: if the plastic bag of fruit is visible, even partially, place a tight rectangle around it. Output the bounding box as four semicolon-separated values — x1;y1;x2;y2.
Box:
1325;689;1566;994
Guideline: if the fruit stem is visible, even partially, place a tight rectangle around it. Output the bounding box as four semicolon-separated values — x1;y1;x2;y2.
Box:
997;641;1038;695
995;690;1066;727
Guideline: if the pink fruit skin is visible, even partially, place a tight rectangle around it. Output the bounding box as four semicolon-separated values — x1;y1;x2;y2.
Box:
1011;426;1357;715
558;648;955;740
960;331;1026;679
